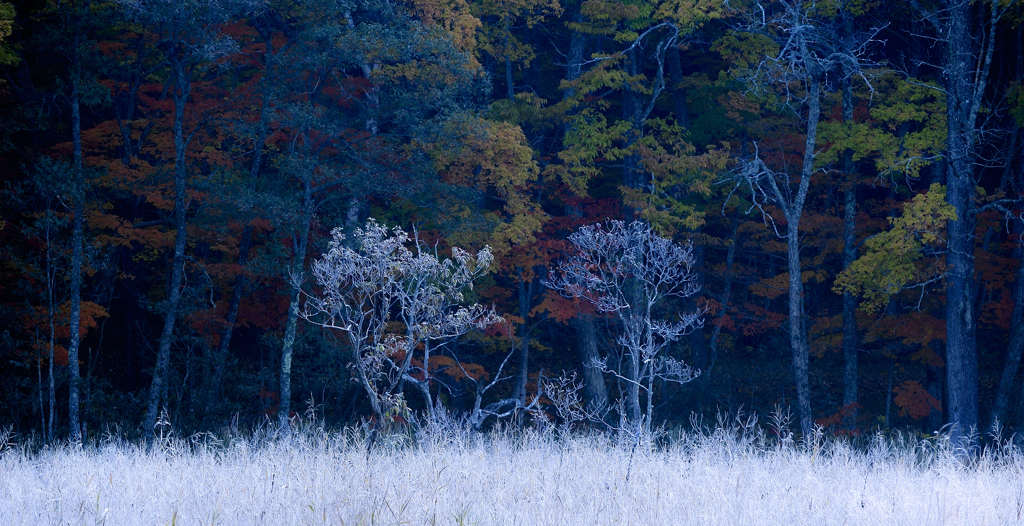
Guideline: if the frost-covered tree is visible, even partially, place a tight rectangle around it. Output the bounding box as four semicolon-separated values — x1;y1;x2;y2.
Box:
301;219;500;424
546;220;702;432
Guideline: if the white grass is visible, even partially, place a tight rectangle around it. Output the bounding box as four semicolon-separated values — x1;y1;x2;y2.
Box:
1;423;1021;525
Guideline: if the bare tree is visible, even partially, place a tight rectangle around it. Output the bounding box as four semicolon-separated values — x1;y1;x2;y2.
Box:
726;0;878;435
546;220;702;432
301;219;500;424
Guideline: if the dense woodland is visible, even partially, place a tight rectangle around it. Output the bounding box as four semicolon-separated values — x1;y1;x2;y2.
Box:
1;0;1023;446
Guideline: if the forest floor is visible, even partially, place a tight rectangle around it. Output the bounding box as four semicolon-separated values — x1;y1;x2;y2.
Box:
0;416;1020;525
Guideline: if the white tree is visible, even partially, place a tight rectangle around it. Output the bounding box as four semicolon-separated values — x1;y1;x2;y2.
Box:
546;220;702;432
301;219;500;424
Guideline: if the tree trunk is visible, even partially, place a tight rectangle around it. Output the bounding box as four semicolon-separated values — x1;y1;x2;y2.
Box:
512;267;534;403
68;57;85;445
563;25;585;101
36;329;45;441
941;0;994;450
505;55;514;100
785;78;820;436
562;23;610;414
626;346;642;425
204;226;251;425
278;181;313;433
143;52;191;443
840;68;858;433
708;221;738;367
46;221;56;442
574;312;608;412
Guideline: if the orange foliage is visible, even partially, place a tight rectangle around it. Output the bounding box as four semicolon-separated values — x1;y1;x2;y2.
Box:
892;380;941;420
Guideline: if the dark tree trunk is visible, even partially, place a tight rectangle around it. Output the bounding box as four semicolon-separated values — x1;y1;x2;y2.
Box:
279;181;313;433
840;67;858;433
708;221;739;366
941;0;996;450
512;267;536;403
143;51;191;443
574;312;608;411
204;226;251;424
68;58;84;445
562;20;609;413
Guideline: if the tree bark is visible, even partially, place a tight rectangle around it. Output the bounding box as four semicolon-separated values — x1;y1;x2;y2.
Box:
840;66;858;433
511;267;536;403
574;312;608;411
204;226;251;424
68;55;84;445
708;221;738;366
45;218;56;443
143;49;191;443
785;78;820;436
941;0;996;450
278;181;313;433
562;21;609;414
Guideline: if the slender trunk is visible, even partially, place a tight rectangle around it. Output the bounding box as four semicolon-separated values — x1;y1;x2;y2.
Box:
68;60;84;445
35;328;45;441
205;227;251;424
786;78;820;436
279;181;313;433
626;349;641;424
46;226;56;442
841;69;858;433
645;364;655;432
708;220;739;367
143;53;191;442
512;267;534;402
115;34;145;165
419;340;434;418
505;54;514;100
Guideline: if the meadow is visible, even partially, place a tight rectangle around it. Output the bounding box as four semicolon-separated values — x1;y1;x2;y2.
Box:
1;414;1021;525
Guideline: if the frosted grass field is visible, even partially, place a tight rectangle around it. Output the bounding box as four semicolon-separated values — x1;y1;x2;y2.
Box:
1;419;1022;525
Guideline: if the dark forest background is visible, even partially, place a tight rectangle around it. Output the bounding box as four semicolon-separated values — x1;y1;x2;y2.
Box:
1;0;1023;445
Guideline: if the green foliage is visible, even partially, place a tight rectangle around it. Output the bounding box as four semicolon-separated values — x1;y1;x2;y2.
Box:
0;2;16;67
818;74;947;179
834;184;957;313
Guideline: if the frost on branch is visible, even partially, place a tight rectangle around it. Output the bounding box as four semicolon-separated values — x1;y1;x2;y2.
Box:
546;220;703;431
301;219;501;422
